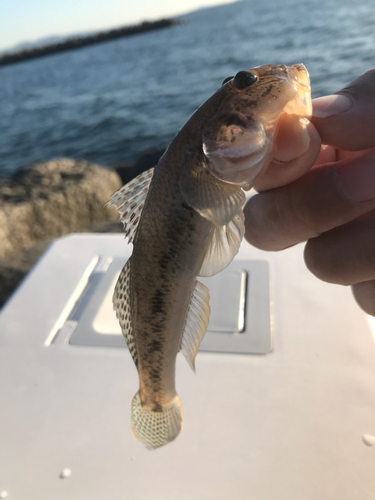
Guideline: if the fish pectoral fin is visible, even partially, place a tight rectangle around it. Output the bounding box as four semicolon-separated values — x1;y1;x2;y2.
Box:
106;167;154;243
113;258;138;368
180;156;245;226
180;280;210;372
199;210;245;277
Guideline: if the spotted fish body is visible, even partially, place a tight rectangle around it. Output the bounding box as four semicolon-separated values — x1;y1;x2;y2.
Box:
107;64;312;448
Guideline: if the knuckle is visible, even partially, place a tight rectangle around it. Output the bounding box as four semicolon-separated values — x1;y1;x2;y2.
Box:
341;69;375;100
288;188;322;239
304;238;351;285
352;281;375;317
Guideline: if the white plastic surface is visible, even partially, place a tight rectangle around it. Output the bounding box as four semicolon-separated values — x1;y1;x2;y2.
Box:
67;256;271;353
0;233;375;500
76;265;248;337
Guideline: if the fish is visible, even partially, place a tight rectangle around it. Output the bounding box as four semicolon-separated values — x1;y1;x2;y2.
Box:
107;64;312;449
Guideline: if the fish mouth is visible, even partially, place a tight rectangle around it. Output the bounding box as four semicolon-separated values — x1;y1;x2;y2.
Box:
283;64;312;117
287;64;311;89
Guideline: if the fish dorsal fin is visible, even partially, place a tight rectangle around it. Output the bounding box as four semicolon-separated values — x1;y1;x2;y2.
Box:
180;280;210;372
106;167;154;243
113;258;138;368
199;210;245;277
180;157;245;226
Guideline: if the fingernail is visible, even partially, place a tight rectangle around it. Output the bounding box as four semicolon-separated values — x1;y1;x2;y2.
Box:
274;116;310;162
338;155;375;203
312;94;352;118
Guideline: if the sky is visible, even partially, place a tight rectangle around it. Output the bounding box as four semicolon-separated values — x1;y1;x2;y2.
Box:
0;0;236;52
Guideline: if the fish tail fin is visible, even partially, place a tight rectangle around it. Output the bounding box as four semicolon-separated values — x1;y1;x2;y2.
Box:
131;392;183;449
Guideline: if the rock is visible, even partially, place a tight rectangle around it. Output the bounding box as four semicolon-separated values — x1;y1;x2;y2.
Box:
0;238;53;307
0;158;122;258
0;266;27;307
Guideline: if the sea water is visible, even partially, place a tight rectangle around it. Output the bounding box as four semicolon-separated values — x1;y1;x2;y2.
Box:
0;0;374;177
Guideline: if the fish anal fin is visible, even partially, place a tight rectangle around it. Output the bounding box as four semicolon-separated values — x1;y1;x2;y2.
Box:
180;280;210;372
106;167;154;243
199;210;245;277
113;258;138;367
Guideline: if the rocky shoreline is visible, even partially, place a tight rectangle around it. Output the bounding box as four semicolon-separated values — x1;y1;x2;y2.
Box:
0;19;180;67
0;151;164;307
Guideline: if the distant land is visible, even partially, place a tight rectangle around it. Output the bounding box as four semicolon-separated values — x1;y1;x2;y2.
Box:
0;18;180;67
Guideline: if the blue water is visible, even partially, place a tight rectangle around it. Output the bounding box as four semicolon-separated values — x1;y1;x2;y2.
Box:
1;0;374;177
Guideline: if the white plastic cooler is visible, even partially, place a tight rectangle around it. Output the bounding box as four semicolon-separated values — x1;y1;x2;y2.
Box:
0;233;374;500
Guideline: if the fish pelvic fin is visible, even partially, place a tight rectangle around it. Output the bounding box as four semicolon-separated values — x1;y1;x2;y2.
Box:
199;210;245;277
131;392;183;449
106;167;154;243
180;280;210;372
113;258;138;367
180;154;245;226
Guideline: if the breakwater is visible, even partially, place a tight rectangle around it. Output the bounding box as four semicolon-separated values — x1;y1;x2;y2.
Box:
0;19;179;67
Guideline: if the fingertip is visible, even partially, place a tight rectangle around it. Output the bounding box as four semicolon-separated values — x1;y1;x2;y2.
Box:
311;70;375;150
312;94;352;119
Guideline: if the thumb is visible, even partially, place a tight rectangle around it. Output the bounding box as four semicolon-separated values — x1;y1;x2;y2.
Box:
311;69;375;151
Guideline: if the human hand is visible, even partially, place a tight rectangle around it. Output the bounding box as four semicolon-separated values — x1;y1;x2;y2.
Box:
244;69;375;316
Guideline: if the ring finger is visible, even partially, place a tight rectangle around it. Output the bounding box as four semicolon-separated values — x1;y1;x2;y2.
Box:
304;210;375;286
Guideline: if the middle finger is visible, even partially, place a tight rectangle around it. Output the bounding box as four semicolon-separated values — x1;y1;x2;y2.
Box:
244;154;375;251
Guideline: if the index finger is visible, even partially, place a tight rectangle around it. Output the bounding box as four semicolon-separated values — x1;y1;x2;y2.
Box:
311;69;375;150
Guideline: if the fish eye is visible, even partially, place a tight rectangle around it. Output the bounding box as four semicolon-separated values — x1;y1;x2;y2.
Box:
222;76;234;86
233;71;258;89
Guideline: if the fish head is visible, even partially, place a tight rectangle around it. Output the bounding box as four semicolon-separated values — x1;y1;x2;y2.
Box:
202;63;312;188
